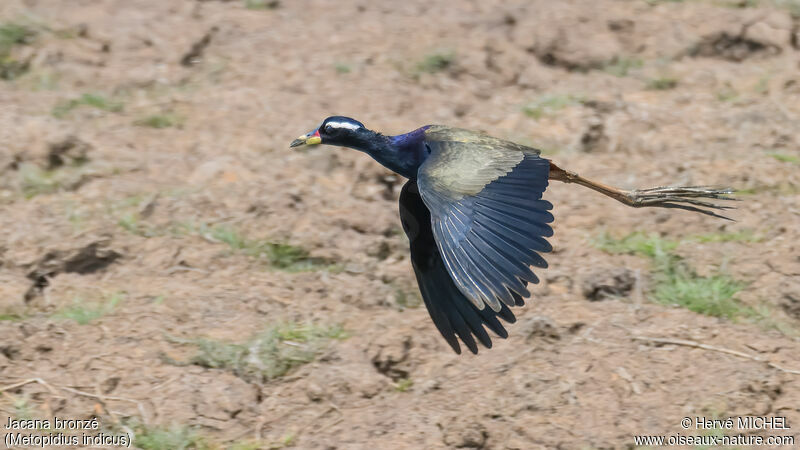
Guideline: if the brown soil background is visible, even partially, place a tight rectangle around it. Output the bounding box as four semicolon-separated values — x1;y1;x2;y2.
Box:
1;0;800;448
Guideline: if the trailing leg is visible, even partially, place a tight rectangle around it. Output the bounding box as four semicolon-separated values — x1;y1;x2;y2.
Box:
548;161;736;220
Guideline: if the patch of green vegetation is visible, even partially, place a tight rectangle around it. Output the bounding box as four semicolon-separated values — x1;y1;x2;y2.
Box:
689;230;762;243
56;292;124;325
132;423;211;450
522;94;583;119
716;87;739;102
393;286;422;310
11;395;33;420
768;152;800;164
0;23;36;50
734;182;800;196
415;50;456;74
334;63;351;74
16;159;93;199
0;311;25;321
134;113;182;129
166;323;346;382
109;194;160;237
594;232;752;321
228;442;262;450
199;224;331;271
602;57;643;77
52;93;124;118
395;378;413;392
715;0;760;7
653;264;745;319
115;210;333;270
118;212;147;236
645;77;679;90
245;0;280;10
593;231;679;259
18;163;60;198
0;22;36;80
750;305;798;336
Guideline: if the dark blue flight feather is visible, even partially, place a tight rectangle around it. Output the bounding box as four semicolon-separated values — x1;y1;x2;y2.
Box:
399;181;522;354
418;152;553;312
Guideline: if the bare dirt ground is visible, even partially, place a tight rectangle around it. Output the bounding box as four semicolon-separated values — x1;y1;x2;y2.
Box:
1;0;800;448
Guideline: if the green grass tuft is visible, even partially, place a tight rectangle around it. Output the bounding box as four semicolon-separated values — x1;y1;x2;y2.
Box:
135;113;181;129
334;63;351;74
395;378;413;392
593;231;678;259
652;265;745;319
18;163;59;198
116;215;332;270
768;152;800;164
201;224;331;271
245;0;280;10
415;50;456;74
522;94;583;119
168;323;346;382
715;0;760;7
12;395;33;420
602;57;643;77
689;230;761;243
52;93;124;118
645;77;679;90
733;181;800;196
0;313;24;321
594;232;757;321
56;292;124;325
0;22;36;80
0;23;35;50
16;160;93;198
133;423;210;450
716;87;739;102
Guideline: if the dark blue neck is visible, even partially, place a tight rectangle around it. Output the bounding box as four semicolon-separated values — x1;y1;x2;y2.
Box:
349;127;430;179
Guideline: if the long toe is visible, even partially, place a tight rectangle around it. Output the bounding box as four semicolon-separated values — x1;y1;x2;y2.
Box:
629;186;737;220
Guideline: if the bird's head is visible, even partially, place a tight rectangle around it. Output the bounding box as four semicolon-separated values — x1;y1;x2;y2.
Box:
290;116;370;149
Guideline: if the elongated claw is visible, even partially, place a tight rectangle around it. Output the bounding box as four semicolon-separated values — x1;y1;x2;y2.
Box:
627;186;737;220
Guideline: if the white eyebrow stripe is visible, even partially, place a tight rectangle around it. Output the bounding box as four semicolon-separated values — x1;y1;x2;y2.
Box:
325;121;361;130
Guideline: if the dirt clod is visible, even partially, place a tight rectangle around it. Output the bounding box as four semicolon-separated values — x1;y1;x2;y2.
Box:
24;240;121;301
181;27;218;67
47;136;92;169
690;30;782;62
521;316;561;342
369;335;413;381
441;419;488;449
581;267;636;302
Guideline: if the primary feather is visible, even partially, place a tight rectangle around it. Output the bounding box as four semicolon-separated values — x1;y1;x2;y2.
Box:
399;180;522;354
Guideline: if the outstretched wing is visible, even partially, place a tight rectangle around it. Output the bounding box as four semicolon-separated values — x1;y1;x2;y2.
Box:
399;180;521;354
417;128;554;312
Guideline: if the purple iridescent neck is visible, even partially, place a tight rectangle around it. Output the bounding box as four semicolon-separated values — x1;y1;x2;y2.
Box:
355;126;431;179
387;126;431;179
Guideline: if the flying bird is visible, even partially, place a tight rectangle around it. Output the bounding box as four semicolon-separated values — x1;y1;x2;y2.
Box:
291;117;734;354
